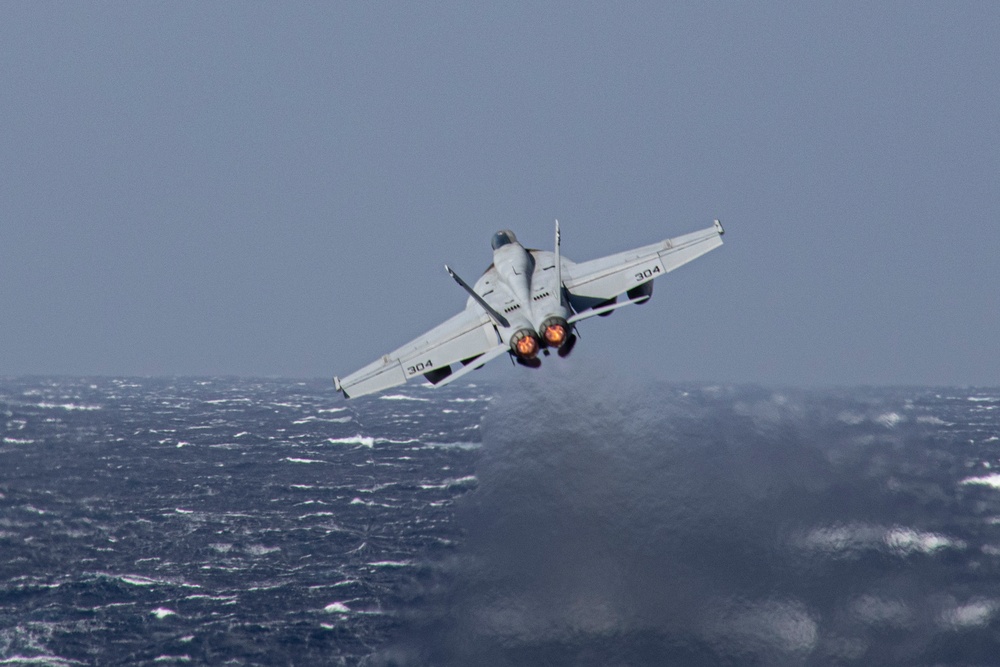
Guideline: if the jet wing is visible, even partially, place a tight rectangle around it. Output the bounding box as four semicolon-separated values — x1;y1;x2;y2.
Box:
563;220;724;314
334;305;500;399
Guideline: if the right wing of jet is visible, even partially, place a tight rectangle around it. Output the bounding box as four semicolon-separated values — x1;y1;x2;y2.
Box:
563;220;724;319
334;305;501;399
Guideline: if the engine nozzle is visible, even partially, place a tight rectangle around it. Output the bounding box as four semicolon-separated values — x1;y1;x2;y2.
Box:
540;316;570;348
510;329;541;360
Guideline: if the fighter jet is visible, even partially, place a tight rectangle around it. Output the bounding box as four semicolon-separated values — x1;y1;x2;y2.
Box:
334;219;724;399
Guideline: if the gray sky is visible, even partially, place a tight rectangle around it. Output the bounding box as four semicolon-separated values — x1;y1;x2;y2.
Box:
2;3;998;386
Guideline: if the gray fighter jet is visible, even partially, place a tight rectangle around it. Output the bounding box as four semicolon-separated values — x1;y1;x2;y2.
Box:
334;220;724;399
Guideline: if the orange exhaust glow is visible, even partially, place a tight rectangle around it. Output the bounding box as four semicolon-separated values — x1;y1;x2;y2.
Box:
543;323;566;347
515;334;539;358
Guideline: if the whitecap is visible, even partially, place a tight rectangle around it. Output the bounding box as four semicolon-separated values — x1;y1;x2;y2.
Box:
151;608;177;619
378;437;420;444
35;402;102;411
939;600;997;629
884;527;960;554
183;594;237;602
419;475;478;490
796;522;962;556
915;415;951;425
421;441;481;450
961;473;1000;490
331;579;359;587
323;601;350;613
368;560;412;568
293;415;352;424
0;655;85;665
876;412;904;428
107;574;200;589
326;435;374;448
246;545;281;556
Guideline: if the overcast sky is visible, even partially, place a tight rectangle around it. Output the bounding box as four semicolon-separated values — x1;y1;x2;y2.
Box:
2;3;998;386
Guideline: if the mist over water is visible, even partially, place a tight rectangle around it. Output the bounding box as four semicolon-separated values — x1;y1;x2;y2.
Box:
379;374;1000;666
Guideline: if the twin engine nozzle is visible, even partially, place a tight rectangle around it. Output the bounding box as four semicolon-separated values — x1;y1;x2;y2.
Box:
509;317;571;361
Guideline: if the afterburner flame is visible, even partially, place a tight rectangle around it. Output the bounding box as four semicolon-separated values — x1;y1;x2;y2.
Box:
543;323;566;347
515;335;539;358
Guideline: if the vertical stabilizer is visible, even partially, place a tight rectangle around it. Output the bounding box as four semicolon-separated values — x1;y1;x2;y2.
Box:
554;219;563;306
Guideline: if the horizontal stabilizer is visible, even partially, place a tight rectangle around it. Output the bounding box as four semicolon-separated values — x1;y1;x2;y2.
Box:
432;345;508;388
567;295;650;324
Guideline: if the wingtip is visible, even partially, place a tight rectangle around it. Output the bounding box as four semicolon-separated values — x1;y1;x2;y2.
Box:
714;219;725;235
333;376;351;399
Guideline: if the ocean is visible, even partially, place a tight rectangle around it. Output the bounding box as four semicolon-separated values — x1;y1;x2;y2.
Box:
2;374;999;665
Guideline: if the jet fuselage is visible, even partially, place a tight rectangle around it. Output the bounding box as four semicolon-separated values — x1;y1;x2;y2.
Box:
473;235;572;359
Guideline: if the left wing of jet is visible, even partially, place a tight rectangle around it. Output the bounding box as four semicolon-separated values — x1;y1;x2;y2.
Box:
334;305;501;399
563;220;724;319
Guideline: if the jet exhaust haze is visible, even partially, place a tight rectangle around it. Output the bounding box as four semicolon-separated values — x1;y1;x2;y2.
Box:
373;370;1000;666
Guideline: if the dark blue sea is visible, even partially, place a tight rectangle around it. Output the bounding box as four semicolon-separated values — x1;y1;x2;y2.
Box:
2;374;1000;666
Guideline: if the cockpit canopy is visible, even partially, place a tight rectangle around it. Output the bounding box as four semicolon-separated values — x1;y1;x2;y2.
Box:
490;229;518;250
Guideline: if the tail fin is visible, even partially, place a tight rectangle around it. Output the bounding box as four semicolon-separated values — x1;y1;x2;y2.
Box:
554;219;563;307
